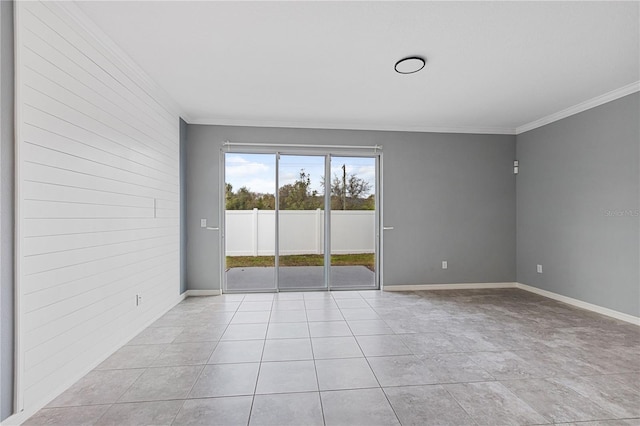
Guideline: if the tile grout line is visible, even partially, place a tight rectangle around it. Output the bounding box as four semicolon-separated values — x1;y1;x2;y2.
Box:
86;403;114;426
336;292;404;425
25;290;640;425
495;380;553;424
358;292;500;425
167;298;240;425
246;295;274;426
439;384;482;426
172;295;245;425
305;302;328;426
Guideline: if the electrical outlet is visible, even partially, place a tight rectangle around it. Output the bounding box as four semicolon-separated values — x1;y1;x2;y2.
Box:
136;294;143;306
537;264;543;274
200;219;207;228
442;261;448;269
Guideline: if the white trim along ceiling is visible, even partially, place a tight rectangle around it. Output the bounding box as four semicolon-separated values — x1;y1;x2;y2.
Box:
74;1;640;135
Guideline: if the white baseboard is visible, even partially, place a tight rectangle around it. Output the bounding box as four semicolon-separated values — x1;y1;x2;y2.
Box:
1;292;188;426
515;282;640;326
185;289;221;297
382;281;639;326
384;282;517;291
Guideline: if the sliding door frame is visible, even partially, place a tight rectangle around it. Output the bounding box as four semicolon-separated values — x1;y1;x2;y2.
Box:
220;148;278;294
327;154;381;291
276;152;329;292
220;144;382;293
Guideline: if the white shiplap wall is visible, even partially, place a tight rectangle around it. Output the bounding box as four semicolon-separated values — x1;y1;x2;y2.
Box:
15;1;181;411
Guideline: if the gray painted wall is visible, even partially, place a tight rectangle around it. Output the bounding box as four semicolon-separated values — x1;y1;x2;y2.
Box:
516;93;640;317
185;125;221;290
1;0;14;420
186;124;516;290
180;118;187;294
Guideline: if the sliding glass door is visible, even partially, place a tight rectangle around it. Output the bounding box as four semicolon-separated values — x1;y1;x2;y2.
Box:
277;155;327;290
224;153;277;292
329;156;377;289
224;151;379;292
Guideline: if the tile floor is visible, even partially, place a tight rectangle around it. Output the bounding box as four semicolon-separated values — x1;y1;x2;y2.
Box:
25;289;640;425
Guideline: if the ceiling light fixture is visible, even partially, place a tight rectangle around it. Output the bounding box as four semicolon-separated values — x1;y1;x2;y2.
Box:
394;56;426;74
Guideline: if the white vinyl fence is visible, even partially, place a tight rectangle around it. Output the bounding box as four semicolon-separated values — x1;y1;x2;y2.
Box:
226;209;375;256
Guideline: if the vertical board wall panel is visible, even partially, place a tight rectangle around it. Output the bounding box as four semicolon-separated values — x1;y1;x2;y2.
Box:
16;1;180;411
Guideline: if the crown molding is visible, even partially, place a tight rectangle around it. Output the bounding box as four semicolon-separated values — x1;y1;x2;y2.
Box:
52;2;187;121
39;2;638;138
186;81;640;136
186;117;517;135
516;81;640;135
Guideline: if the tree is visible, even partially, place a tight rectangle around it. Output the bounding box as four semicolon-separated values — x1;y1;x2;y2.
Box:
278;170;322;210
226;169;321;210
226;167;372;210
328;170;373;210
256;193;275;210
226;186;255;210
226;184;271;210
225;183;234;208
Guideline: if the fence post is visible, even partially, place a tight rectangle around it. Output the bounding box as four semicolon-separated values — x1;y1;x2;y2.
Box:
253;208;259;256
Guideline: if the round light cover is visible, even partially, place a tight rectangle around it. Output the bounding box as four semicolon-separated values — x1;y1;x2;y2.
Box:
394;56;426;74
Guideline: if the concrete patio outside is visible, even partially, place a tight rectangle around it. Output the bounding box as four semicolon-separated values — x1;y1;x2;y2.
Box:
226;266;376;291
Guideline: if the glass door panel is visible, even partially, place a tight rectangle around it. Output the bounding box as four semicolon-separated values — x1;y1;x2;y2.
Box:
277;154;327;290
329;156;377;289
224;153;277;292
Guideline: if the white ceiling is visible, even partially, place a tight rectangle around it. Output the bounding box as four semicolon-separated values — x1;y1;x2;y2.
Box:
76;1;639;134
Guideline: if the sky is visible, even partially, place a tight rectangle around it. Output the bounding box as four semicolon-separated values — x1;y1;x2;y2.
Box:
225;153;376;196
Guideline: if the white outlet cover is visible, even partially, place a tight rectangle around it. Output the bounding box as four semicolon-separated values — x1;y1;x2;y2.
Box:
201;219;207;227
537;264;543;273
442;261;448;269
